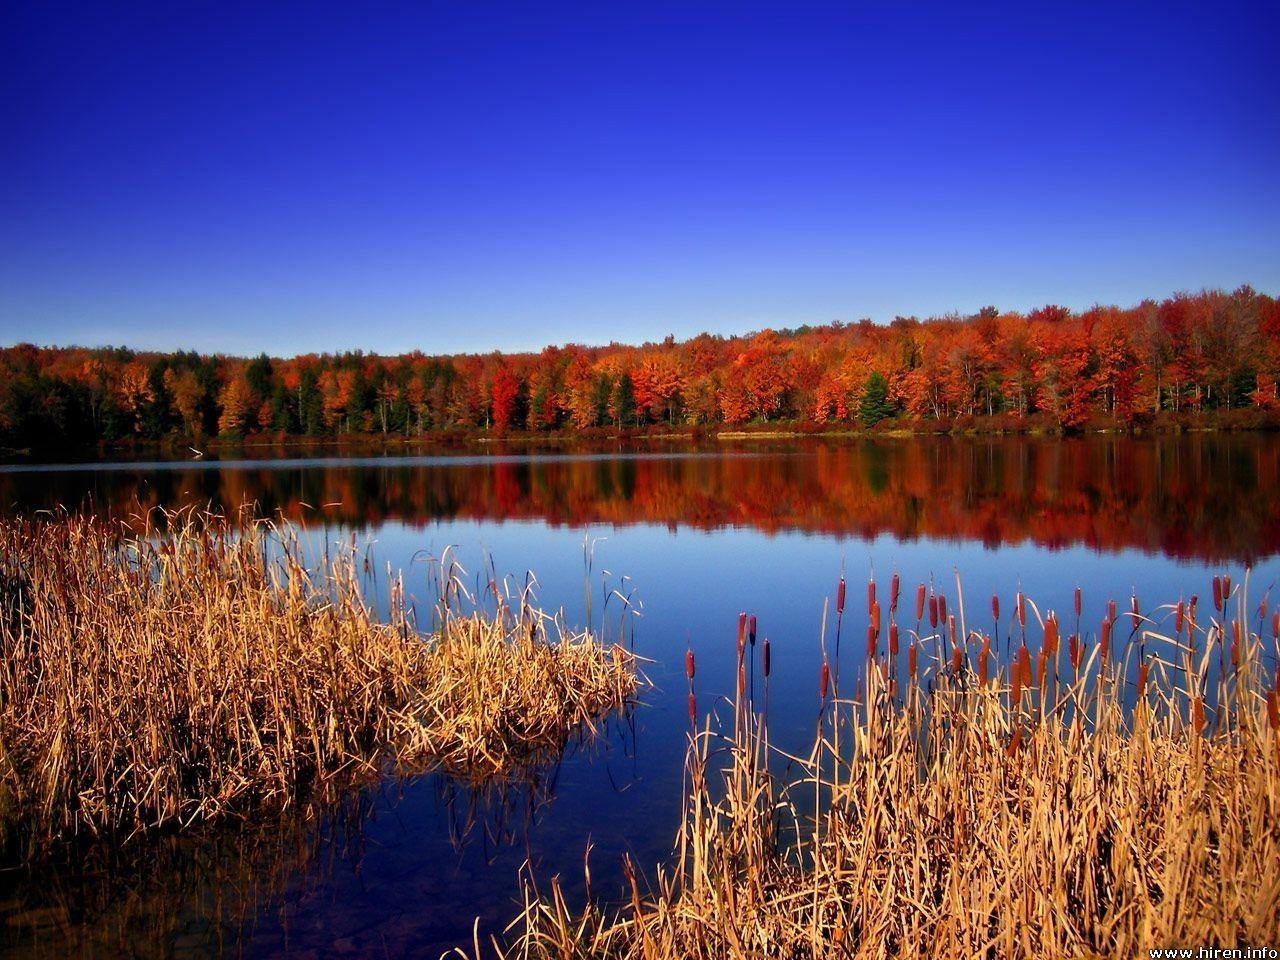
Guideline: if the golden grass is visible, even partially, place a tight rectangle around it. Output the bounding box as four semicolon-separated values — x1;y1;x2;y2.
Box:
500;582;1280;959
0;509;636;857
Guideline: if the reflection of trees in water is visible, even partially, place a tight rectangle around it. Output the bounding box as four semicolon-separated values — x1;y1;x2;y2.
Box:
1;436;1277;561
0;713;637;959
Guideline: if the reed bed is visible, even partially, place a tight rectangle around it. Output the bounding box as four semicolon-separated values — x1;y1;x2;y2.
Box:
0;510;636;857
503;577;1280;959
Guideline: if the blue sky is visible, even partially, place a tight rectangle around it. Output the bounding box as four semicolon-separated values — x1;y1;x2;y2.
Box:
1;1;1277;356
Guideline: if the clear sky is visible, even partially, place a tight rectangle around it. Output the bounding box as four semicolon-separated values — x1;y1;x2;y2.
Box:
2;1;1277;357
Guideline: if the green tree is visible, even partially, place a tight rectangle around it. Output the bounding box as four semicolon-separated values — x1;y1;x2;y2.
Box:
859;371;895;427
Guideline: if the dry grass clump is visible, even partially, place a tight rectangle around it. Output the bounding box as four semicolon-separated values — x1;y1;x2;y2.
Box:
0;510;635;857
504;578;1280;959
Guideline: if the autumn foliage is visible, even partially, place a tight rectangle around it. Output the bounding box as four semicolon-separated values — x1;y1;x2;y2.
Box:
2;287;1279;451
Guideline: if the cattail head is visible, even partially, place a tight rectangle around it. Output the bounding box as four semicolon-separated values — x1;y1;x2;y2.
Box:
890;573;900;613
836;577;847;615
1018;644;1031;686
867;578;875;614
1267;689;1279;732
1223;574;1232;604
938;594;948;627
979;635;990;684
1007;725;1024;758
1045;615;1059;655
1259;599;1268;623
889;622;900;657
1213;575;1223;612
1100;616;1112;662
1130;592;1140;625
915;583;926;622
1137;660;1148;698
1191;696;1205;734
1272;609;1280;640
948;614;957;648
762;638;771;677
1231;620;1241;667
867;623;877;660
1176;600;1185;636
1011;662;1023;707
929;593;939;630
685;648;696;681
991;594;1000;622
1073;585;1082;619
820;660;831;699
908;642;918;680
748;614;757;647
688;692;697;723
738;660;746;695
1017;591;1026;628
871;600;881;636
1069;634;1082;671
1035;647;1048;687
737;612;747;659
1107;598;1117;623
950;641;962;676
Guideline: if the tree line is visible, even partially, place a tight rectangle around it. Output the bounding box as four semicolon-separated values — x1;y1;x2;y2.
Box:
2;287;1277;451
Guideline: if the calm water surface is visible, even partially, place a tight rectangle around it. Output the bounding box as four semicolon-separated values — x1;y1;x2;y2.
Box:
2;435;1278;957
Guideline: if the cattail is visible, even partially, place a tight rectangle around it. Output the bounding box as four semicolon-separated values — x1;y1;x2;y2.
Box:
1259;599;1268;623
738;660;746;695
762;638;771;677
1231;620;1241;668
908;642;918;680
1018;644;1032;687
1137;660;1148;698
952;644;962;676
1176;600;1185;636
688;692;697;723
1267;689;1279;732
991;594;1000;622
929;594;939;630
737;612;746;659
685;648;696;681
889;622;900;657
1191;696;1205;734
1036;647;1048;688
1100;616;1112;662
979;634;990;683
938;594;948;627
748;614;757;647
867;623;877;660
1073;586;1082;619
1130;593;1140;627
1223;574;1232;604
1045;615;1059;655
948;614;957;648
1011;663;1023;707
1006;726;1023;758
1213;575;1223;612
871;600;881;637
1272;610;1279;640
1107;598;1117;623
867;577;876;614
890;573;900;613
836;577;846;615
1017;591;1026;628
1069;634;1083;671
820;660;831;699
915;583;926;621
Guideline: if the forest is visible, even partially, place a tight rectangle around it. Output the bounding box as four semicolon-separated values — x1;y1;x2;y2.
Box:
2;287;1278;452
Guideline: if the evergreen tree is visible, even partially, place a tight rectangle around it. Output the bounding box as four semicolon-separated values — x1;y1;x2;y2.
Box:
860;371;895;427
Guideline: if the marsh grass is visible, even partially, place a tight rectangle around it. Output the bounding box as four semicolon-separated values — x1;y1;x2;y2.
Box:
0;509;636;858
501;579;1280;959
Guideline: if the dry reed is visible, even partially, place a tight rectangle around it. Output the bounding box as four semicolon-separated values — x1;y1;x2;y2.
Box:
0;509;635;857
500;578;1280;959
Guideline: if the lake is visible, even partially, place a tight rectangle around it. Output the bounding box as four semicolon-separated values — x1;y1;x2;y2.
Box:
2;433;1278;958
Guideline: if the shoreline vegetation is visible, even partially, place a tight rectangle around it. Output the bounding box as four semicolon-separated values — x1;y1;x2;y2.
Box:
500;580;1280;959
3;287;1280;461
0;510;637;861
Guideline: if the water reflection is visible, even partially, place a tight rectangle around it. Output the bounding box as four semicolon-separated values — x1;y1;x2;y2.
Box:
1;436;1276;562
0;718;637;959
